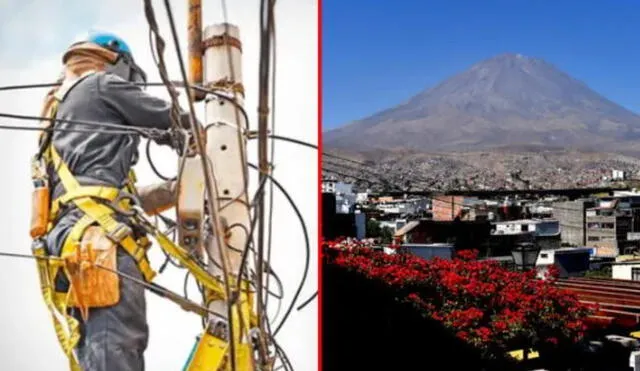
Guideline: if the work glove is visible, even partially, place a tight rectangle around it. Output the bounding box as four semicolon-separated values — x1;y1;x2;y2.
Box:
154;129;186;154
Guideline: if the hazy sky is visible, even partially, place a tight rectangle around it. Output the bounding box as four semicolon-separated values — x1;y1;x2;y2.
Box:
0;0;318;370
323;0;640;129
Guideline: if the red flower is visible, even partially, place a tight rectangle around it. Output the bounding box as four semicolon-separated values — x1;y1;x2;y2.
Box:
545;337;559;345
492;320;508;332
455;249;479;261
475;327;492;342
456;331;469;341
323;238;592;355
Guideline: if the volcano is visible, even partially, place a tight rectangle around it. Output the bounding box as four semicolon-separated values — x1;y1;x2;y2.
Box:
324;53;640;154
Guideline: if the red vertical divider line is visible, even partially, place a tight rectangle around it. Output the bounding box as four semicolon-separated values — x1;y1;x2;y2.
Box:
317;0;324;369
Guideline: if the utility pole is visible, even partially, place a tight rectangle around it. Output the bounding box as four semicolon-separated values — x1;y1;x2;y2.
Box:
202;21;252;328
180;1;256;368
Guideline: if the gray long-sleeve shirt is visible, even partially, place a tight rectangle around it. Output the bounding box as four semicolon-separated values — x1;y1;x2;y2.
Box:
45;71;187;258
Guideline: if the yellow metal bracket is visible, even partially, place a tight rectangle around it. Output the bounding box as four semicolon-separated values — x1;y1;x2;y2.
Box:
185;325;255;371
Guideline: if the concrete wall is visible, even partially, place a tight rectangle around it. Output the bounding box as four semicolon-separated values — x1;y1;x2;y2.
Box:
552;200;591;246
432;195;467;221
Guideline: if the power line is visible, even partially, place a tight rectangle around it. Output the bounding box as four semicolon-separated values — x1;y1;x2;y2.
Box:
0;123;143;136
0;112;165;139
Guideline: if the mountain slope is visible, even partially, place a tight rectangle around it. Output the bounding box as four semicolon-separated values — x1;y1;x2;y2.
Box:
324;53;640;153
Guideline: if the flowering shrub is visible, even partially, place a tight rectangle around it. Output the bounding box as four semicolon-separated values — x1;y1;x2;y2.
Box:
323;238;593;359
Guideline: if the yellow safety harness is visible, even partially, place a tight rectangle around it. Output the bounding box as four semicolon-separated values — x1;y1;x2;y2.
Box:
31;72;260;371
32;89;156;369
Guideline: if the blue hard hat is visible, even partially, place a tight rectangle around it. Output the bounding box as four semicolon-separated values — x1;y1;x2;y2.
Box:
66;31;146;86
86;31;133;56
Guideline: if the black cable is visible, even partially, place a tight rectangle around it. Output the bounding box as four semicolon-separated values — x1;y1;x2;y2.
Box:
225;223;251;254
0;123;141;136
158;227;182;272
0;113;163;138
0;81;251;134
264;3;279;327
0;82;59;91
247;163;310;336
265;265;285;323
143;0;182;129
267;265;285;302
248;268;283;300
273;338;295;371
267;134;317;150
296;291;317;311
0;251;224;318
146;138;176;181
255;0;277;359
184;271;191;301
234;175;271;280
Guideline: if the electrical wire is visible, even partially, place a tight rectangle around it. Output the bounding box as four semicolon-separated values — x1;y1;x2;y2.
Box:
143;0;183;130
296;291;317;311
247;163;310;336
0;123;143;136
273;338;294;371
0;81;251;131
268;134;317;149
159;2;239;369
184;271;191;301
0;112;166;139
0;89;310;333
145;138;177;181
254;0;278;363
0;2;313;366
264;17;279;320
0;251;225;319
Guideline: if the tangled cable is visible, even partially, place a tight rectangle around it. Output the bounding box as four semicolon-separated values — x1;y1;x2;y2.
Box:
0;0;316;367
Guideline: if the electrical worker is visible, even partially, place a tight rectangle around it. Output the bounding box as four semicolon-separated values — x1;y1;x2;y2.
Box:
33;32;192;371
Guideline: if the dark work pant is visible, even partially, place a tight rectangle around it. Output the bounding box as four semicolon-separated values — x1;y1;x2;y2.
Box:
72;249;149;371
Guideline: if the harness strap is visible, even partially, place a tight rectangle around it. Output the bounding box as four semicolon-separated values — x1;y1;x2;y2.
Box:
50;186;121;220
33;244;82;371
32;99;83;371
49;144;156;282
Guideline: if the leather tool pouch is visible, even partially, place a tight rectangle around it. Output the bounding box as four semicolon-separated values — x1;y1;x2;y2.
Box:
64;226;120;320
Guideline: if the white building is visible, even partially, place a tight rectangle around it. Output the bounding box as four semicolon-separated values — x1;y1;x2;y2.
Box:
375;198;429;216
322;177;357;214
612;259;640;281
322;177;337;193
379;219;408;233
356;192;369;204
535;247;592;279
612;169;627;181
491;219;560;237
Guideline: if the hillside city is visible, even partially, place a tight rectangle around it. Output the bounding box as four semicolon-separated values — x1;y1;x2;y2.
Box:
324;150;640;192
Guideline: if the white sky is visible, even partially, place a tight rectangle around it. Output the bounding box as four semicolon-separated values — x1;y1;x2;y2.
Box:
0;0;318;370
